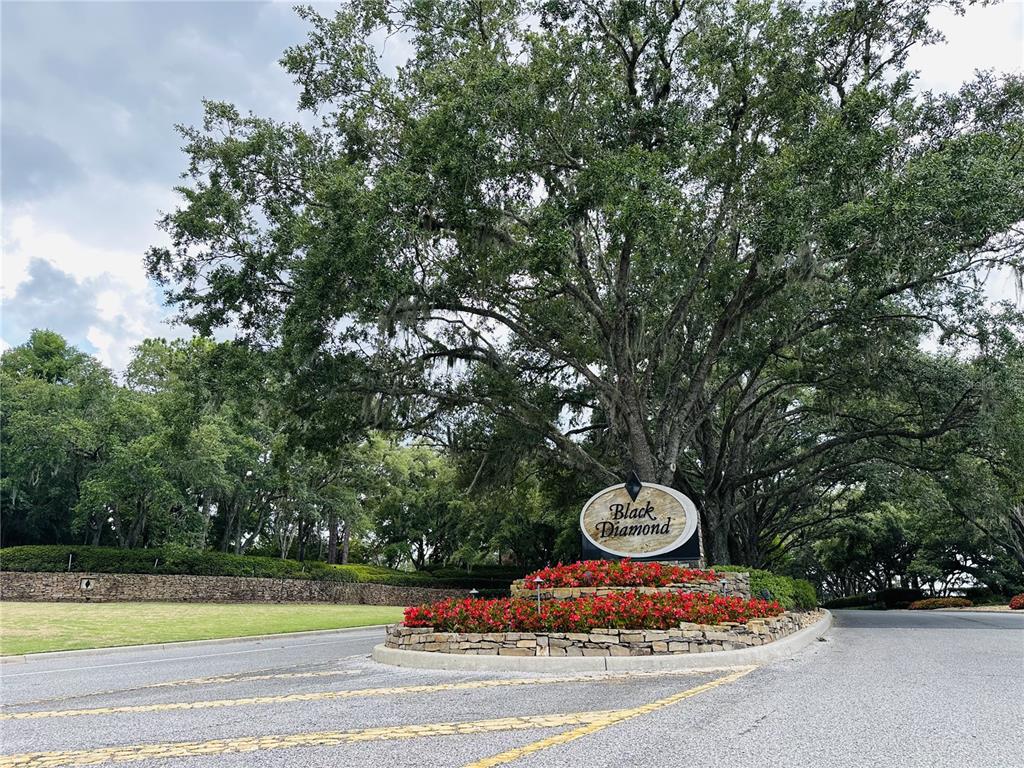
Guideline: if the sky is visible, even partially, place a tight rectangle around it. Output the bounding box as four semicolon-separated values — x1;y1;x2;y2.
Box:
1;1;1023;372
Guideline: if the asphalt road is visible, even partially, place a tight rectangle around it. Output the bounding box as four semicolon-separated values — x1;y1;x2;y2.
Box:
1;610;1021;768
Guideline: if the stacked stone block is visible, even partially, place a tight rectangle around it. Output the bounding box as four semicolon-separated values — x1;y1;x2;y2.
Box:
510;571;750;600
0;571;465;607
385;611;820;656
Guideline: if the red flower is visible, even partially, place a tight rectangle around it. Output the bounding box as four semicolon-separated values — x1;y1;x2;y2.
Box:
403;590;783;632
522;559;717;589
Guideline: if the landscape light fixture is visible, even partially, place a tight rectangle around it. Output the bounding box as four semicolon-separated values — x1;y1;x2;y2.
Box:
469;588;479;598
532;576;545;613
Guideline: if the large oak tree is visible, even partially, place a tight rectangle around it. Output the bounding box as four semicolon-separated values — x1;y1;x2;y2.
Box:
149;0;1024;562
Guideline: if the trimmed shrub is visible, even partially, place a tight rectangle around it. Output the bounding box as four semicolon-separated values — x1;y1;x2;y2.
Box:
0;545;341;580
0;545;465;588
956;586;999;605
791;579;818;611
876;587;924;609
908;597;973;610
424;564;526;581
712;565;817;611
823;593;878;609
1010;594;1024;610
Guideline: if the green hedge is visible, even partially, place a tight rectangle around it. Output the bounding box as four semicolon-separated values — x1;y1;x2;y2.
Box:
824;588;924;610
0;548;810;603
823;593;880;609
422;564;526;589
0;546;459;588
712;565;818;611
825;589;972;610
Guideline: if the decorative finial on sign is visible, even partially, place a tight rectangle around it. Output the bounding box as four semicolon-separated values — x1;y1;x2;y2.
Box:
625;470;643;501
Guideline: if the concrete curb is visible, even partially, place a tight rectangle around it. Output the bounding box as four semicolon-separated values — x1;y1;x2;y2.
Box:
371;610;833;673
0;624;390;664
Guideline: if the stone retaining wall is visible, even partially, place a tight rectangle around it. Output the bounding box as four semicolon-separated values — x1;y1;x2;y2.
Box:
510;571;750;600
386;610;820;656
0;571;465;606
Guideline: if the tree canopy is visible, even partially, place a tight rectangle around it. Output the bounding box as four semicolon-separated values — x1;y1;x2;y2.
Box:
147;0;1024;563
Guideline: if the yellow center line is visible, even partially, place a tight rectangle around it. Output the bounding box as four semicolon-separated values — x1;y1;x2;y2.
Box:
0;667;757;768
1;669;361;710
461;665;757;768
145;668;361;688
0;711;621;768
0;668;741;721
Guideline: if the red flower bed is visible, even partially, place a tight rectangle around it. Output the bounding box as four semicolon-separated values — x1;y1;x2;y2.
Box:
1010;594;1024;610
403;591;783;633
522;559;715;589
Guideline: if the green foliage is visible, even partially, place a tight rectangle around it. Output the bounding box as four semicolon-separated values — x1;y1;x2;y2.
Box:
824;589;988;610
355;436;465;569
0;545;518;590
822;594;880;610
908;597;973;610
146;0;1024;571
8;0;1024;596
875;588;925;610
712;565;817;611
954;588;1005;607
790;579;819;612
808;502;920;599
796;402;1024;603
1;335;477;571
1;331;116;546
2;545;350;581
826;592;1016;610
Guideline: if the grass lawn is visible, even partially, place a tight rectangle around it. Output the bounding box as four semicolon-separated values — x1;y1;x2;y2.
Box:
0;602;404;656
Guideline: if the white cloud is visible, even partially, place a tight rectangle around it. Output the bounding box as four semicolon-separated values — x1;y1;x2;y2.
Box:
912;3;1023;311
1;211;185;370
2;209;156;294
911;2;1023;92
0;1;316;370
85;327;126;372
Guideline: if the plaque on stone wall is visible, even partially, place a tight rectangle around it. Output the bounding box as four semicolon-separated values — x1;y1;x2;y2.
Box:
580;478;699;558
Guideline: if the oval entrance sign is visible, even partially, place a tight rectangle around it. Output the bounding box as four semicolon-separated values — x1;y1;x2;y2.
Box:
580;482;698;558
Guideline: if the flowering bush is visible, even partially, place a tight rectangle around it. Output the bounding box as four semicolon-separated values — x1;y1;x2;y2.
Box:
908;597;973;610
403;591;783;632
522;559;715;589
1010;594;1024;610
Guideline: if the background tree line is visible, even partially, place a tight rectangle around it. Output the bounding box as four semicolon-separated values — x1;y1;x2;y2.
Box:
4;1;1024;601
1;330;570;570
3;329;1021;598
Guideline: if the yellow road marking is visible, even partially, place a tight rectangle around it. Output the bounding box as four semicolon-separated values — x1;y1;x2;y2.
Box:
0;711;619;768
461;665;757;768
145;668;361;688
0;668;756;768
0;668;733;721
1;668;359;710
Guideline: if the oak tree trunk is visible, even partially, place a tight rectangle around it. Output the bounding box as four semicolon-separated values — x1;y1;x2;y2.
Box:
327;511;339;565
